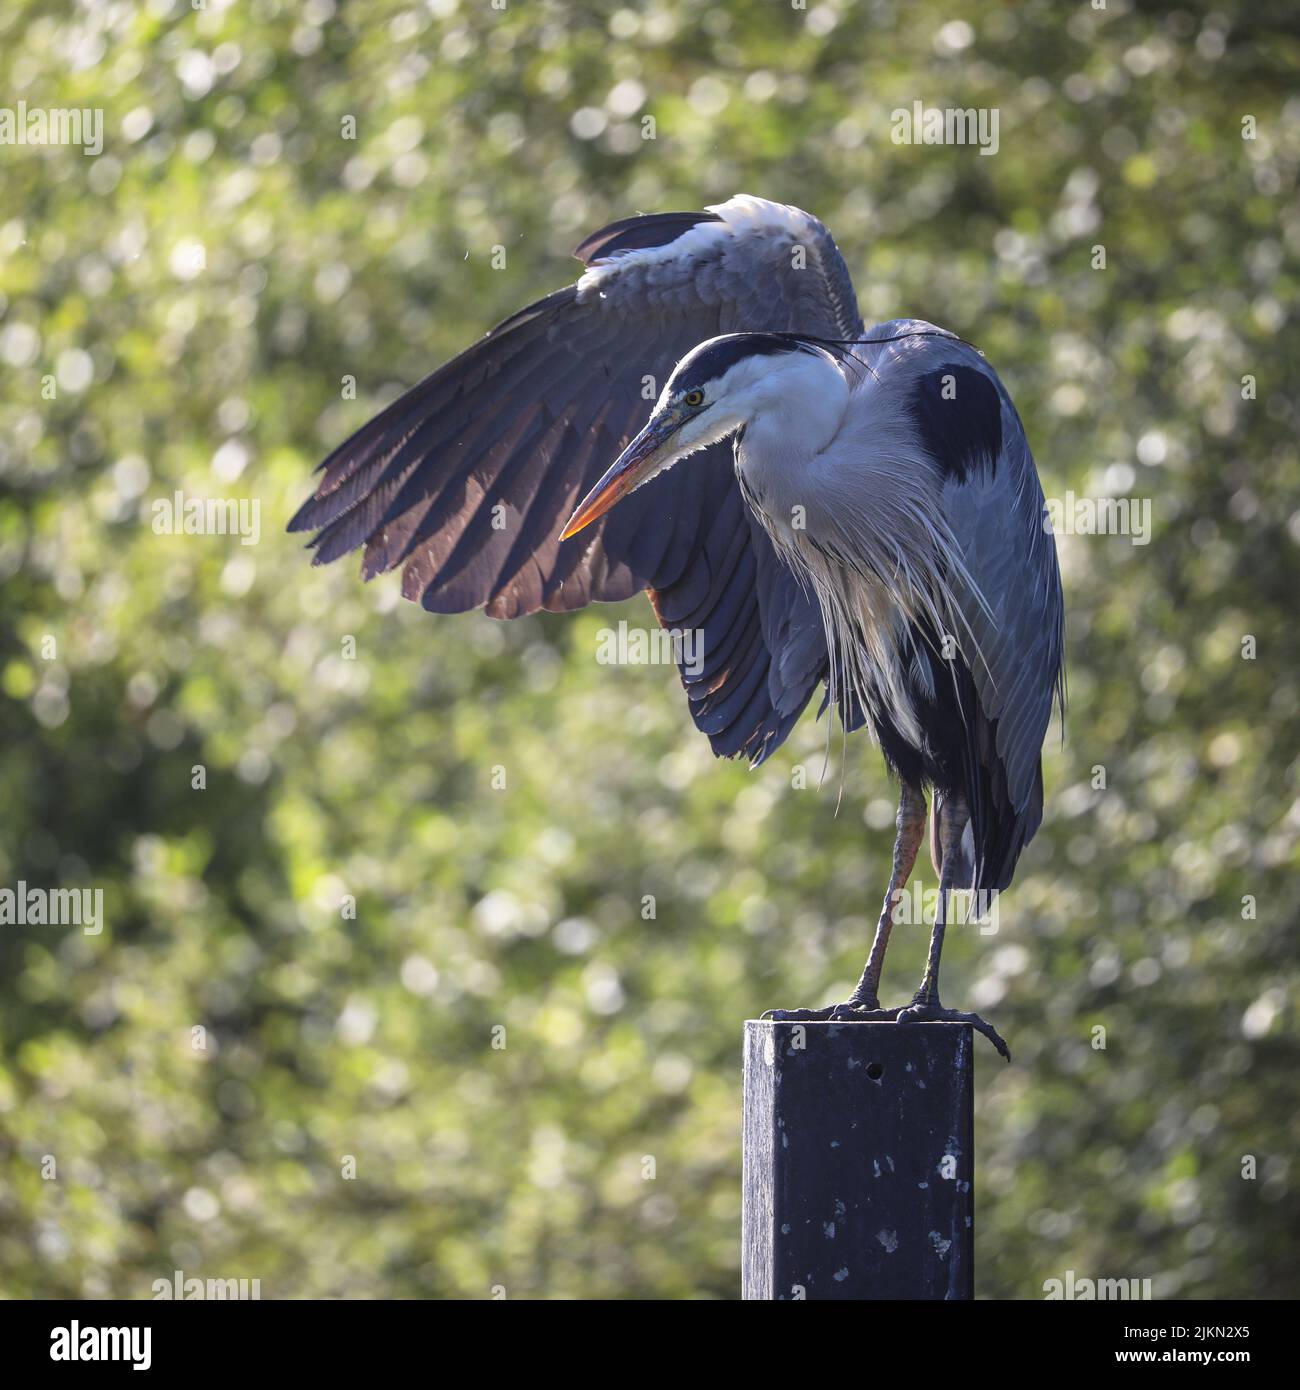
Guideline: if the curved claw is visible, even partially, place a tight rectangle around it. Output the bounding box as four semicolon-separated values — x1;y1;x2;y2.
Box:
894;1003;1012;1062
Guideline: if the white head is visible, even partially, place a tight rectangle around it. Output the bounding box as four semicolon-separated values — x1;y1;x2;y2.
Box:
561;333;849;539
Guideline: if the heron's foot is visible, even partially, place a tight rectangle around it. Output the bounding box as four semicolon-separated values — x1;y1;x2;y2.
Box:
763;1000;904;1023
894;998;1011;1062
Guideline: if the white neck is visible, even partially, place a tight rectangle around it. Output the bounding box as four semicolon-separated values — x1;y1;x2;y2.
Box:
732;350;849;517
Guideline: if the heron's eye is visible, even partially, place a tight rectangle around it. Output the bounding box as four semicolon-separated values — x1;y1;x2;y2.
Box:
683;389;705;408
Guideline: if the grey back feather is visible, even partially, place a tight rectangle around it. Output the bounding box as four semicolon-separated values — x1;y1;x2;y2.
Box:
849;321;1066;815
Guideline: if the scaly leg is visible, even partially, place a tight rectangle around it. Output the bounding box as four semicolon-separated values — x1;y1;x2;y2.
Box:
843;781;926;1008
895;792;1011;1060
765;781;926;1022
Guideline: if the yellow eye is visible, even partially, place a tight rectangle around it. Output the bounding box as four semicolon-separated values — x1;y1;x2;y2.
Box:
684;389;705;407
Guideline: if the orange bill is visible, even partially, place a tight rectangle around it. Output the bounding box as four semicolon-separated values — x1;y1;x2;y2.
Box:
560;416;678;540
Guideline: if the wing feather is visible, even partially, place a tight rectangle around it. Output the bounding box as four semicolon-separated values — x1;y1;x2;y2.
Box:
933;368;1066;886
291;196;865;763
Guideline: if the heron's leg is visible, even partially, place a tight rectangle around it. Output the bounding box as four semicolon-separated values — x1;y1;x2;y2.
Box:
895;793;1011;1061
763;784;924;1024
910;790;966;1007
842;782;927;1009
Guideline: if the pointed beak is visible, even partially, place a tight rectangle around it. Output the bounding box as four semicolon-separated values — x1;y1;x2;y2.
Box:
561;413;680;540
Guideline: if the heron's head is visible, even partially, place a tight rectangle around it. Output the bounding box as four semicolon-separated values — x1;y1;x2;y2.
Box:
561;333;846;539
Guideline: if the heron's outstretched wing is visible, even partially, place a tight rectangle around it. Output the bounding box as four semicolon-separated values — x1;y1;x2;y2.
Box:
894;329;1066;887
289;195;863;763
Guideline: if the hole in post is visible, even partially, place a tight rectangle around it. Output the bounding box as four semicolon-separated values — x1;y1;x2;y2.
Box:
866;1061;884;1082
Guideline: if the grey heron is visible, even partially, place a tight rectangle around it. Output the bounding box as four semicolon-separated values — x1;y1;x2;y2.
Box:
290;195;1065;1059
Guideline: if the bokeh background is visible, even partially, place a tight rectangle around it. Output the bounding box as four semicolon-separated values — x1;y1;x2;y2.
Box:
1;0;1297;1299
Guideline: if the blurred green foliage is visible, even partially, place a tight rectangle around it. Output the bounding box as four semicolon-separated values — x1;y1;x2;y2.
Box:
0;0;1297;1300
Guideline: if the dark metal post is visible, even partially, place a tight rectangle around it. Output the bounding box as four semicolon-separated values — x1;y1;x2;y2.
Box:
742;1019;974;1300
